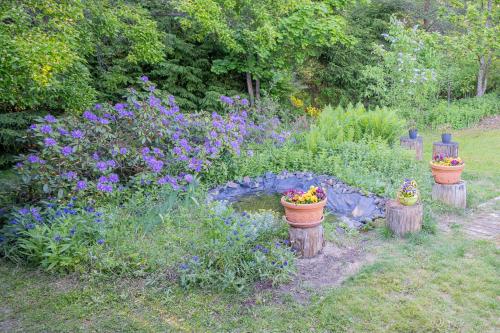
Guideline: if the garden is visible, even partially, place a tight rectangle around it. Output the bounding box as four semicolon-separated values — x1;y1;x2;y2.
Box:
0;1;499;332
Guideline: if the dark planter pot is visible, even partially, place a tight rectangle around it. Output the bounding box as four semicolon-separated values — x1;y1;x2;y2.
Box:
408;129;418;139
441;133;452;144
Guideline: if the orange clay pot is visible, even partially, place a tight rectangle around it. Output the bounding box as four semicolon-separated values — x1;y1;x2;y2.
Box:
280;197;327;228
430;162;465;185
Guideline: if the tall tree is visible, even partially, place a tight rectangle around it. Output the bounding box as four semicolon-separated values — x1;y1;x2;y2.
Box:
175;0;352;104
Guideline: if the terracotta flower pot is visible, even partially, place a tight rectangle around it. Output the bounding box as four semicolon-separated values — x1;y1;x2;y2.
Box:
280;197;327;228
430;162;465;184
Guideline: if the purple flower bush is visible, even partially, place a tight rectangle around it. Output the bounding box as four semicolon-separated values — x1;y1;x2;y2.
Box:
15;78;268;201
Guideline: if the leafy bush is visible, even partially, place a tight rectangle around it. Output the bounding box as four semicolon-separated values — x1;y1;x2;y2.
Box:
13;78;254;203
304;103;404;153
1;201;105;272
178;203;295;292
420;94;499;129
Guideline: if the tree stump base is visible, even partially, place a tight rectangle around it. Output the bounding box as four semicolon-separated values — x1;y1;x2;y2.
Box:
432;141;459;158
386;200;423;237
400;136;423;160
288;223;324;258
432;181;467;208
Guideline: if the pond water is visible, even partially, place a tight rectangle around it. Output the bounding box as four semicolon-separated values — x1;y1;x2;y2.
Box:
231;192;339;224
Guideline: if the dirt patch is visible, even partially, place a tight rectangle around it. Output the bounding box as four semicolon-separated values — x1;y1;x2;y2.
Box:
0;306;20;332
276;240;376;303
477;115;500;130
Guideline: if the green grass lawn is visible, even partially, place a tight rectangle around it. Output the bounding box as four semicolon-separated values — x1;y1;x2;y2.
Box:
1;127;499;332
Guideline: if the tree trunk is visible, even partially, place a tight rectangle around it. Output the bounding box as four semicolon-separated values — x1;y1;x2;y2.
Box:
255;78;261;101
477;55;491;97
246;72;255;106
423;0;431;30
476;0;493;97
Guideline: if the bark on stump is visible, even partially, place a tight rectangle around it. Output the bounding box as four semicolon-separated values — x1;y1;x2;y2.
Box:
432;141;459;158
288;224;324;258
386;200;423;237
432;181;467;208
400;136;423;161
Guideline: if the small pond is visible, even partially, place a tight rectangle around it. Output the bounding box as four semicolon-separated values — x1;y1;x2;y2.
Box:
209;171;386;229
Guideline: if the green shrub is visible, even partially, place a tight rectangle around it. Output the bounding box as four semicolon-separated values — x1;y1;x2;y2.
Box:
423;94;499;129
304;103;404;153
178;203;295;292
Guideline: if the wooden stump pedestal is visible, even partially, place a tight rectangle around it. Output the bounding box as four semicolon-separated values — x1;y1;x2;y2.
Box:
432;181;467;208
400;136;423;160
288;224;324;258
386;200;423;237
432;141;459;158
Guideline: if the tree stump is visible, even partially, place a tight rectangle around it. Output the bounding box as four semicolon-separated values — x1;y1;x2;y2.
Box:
288;224;324;258
400;136;423;160
432;181;467;208
432;141;459;158
386;200;423;237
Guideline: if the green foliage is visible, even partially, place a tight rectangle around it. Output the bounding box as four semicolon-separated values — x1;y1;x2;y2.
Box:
304;103;404;153
0;111;40;168
398;93;500;129
178;203;295;292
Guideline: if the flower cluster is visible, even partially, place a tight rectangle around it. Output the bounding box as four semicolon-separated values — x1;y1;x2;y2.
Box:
282;186;326;204
305;106;321;117
15;77;265;201
397;178;418;198
432;154;463;166
290;95;304;108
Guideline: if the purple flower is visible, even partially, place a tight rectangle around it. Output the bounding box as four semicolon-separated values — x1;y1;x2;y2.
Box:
94;103;103;110
108;173;119;183
184;174;194;183
61;146;73;156
119;147;127;155
58;127;69;135
83;110;98;122
247;150;254;157
54;235;62;242
220;95;234;105
97;239;105;245
92;152;100;161
76;180;87;191
96;161;107;172
98;118;110;125
44;115;57;123
106;160;116;168
98;176;108;183
40;125;52;134
15;162;23;169
29;124;37;131
97;182;113;192
241;98;249;106
140;75;149;82
188;158;202;172
71;130;84;139
18;208;29;215
27;155;40;164
64;171;78;180
44;137;57;147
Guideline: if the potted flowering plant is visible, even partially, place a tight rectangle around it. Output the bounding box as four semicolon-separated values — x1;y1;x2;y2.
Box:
430;154;464;184
281;186;327;228
397;179;419;206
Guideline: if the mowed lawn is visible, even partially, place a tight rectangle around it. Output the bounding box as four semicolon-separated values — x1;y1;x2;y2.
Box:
1;127;499;332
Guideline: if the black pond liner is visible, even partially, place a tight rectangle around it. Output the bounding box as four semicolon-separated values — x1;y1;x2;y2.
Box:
207;171;387;229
